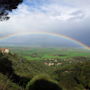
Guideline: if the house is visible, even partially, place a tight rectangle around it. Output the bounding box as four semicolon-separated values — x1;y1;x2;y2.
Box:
0;48;10;54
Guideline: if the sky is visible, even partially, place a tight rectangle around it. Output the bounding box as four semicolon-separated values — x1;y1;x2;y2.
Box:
0;0;90;47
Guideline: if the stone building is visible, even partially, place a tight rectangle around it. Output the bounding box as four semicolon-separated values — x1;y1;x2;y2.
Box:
0;48;10;54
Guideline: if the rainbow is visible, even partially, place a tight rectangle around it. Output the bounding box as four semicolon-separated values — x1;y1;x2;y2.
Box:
0;32;90;50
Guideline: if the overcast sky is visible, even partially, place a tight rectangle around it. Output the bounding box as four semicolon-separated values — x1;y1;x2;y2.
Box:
0;0;90;46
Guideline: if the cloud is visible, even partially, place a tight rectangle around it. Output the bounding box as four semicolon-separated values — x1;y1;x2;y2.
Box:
0;0;23;21
0;0;90;46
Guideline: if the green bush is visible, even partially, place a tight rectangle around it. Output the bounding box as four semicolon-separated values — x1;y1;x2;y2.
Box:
26;74;62;90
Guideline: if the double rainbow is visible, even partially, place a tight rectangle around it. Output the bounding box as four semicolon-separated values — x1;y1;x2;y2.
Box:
0;32;90;50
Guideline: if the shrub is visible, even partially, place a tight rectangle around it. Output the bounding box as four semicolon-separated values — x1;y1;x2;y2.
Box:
26;74;62;90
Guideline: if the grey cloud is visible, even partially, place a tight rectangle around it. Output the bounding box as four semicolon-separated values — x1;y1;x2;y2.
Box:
0;0;90;47
69;10;85;20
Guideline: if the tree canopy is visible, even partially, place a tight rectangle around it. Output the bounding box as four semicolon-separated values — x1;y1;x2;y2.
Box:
0;0;23;21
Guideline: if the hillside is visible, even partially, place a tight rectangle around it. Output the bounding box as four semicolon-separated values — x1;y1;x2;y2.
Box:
0;51;90;90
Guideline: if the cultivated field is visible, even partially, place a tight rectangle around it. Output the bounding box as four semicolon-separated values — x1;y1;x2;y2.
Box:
11;47;90;60
0;47;90;90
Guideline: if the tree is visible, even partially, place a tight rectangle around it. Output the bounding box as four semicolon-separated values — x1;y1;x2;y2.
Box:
0;0;23;21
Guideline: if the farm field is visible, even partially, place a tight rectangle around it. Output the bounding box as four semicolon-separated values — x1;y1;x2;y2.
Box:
10;47;90;60
0;47;90;90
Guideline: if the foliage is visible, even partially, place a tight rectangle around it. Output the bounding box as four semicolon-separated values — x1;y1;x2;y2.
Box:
0;48;90;90
0;0;23;21
26;74;62;90
54;61;90;90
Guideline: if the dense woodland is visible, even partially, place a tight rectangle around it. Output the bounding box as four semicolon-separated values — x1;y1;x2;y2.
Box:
0;48;90;90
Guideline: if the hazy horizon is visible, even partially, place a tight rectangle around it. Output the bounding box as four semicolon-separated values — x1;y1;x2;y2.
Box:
0;0;90;49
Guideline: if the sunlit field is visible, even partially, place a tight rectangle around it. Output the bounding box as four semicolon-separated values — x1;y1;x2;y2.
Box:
11;47;90;60
0;47;90;90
